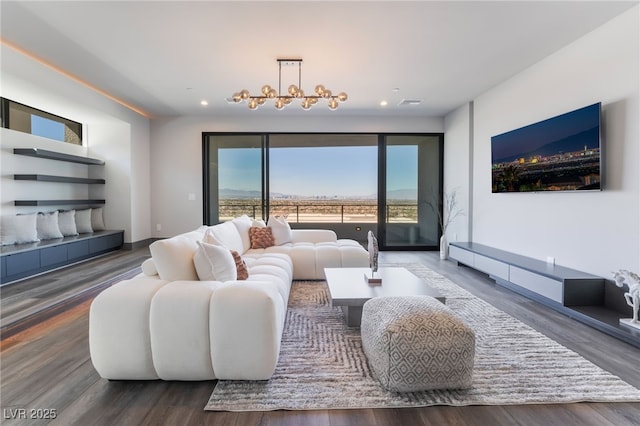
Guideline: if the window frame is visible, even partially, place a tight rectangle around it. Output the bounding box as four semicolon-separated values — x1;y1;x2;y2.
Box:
1;97;83;145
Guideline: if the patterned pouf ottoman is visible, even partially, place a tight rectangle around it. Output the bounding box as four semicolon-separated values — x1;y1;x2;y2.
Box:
361;295;475;392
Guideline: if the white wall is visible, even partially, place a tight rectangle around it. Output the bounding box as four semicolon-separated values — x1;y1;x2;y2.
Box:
445;6;639;277
150;115;443;237
443;102;472;243
1;47;152;243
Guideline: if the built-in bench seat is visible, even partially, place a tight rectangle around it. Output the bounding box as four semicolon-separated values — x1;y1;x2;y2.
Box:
0;230;124;285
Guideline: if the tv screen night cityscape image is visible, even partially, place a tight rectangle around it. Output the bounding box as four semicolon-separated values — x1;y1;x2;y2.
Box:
491;103;601;193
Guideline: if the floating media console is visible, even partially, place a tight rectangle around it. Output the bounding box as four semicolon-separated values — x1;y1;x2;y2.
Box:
449;242;640;348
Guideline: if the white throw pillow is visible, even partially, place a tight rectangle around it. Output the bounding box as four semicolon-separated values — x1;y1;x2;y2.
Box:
0;213;39;245
231;215;253;253
202;222;244;253
193;240;237;282
91;207;106;231
267;215;292;245
37;211;64;240
75;209;93;234
58;210;79;236
149;236;200;281
251;219;266;228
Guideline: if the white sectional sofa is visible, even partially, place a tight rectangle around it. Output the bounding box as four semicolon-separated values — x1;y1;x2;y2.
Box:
89;215;368;381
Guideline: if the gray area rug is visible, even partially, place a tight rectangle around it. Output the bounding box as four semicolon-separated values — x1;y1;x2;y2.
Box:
205;263;640;411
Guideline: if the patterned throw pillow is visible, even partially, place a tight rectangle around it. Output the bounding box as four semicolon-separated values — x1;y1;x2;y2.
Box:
230;250;249;280
249;226;275;249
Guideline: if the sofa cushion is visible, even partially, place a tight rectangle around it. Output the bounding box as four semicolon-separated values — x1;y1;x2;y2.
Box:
37;211;64;240
141;258;158;276
249;226;275;249
58;210;79;236
291;229;337;243
203;222;244;254
89;277;170;380
149;236;199;281
0;213;39;245
230;250;249;280
150;280;220;380
267;215;292;245
193;240;237;282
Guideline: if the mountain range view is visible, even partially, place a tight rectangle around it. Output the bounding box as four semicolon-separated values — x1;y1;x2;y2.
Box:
219;188;417;200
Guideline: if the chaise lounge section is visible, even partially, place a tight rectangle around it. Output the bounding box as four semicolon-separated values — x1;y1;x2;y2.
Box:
89;215;369;381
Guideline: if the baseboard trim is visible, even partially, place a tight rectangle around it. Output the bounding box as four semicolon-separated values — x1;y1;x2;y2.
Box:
123;238;156;250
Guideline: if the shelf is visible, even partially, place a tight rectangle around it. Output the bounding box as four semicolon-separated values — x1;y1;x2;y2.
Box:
14;200;105;206
13;148;105;165
14;174;105;184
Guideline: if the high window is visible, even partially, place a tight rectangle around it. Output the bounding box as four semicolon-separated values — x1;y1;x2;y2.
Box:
1;98;83;145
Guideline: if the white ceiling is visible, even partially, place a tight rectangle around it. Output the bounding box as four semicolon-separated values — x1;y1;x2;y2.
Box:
1;1;636;118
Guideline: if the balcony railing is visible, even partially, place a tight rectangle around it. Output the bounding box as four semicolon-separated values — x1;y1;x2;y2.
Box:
218;202;418;223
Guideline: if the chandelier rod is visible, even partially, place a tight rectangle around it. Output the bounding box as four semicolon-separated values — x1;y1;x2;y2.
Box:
278;60;282;97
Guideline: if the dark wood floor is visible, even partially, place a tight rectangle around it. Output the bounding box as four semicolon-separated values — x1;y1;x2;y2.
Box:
1;250;639;425
1;247;150;339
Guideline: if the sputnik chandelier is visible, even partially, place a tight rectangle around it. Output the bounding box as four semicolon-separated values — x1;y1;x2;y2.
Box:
231;58;348;110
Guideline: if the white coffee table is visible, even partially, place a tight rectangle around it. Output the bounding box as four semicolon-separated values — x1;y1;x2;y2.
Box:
324;267;446;327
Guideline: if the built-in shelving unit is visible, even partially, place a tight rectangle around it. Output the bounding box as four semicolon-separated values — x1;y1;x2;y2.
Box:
449;242;640;348
13;148;105;207
2;147;123;284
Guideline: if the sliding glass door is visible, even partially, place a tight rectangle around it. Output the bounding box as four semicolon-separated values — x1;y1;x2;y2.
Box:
203;134;265;225
380;135;443;249
203;132;443;250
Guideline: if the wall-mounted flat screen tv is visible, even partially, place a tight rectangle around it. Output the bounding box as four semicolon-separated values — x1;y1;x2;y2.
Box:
491;102;602;193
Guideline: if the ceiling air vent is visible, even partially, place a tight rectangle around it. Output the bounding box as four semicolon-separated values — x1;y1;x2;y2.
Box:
398;99;423;106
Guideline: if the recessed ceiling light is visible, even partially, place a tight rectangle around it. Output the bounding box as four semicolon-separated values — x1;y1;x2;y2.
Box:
200;100;209;106
380;100;388;107
392;88;400;92
398;99;422;106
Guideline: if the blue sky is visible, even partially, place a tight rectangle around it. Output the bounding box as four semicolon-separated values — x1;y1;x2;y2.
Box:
491;103;600;161
387;145;417;193
270;146;377;197
31;115;65;141
218;148;262;192
218;145;418;198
